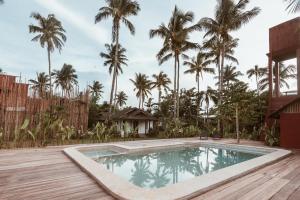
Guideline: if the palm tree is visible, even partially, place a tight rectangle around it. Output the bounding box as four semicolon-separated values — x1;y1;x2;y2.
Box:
201;87;217;124
150;6;201;118
247;65;265;95
29;72;49;98
100;43;128;106
221;65;243;88
259;63;296;91
95;0;140;116
52;64;78;97
184;52;215;95
115;91;128;108
284;0;300;13
89;81;104;103
29;13;66;97
130;73;152;109
151;71;171;106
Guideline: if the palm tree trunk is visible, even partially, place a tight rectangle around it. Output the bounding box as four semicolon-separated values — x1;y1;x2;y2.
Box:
173;58;177;119
236;103;240;144
139;96;141;109
113;77;118;109
176;55;180;119
109;24;119;118
158;87;162;106
217;58;221;135
196;75;200;126
220;48;225;136
47;48;52;98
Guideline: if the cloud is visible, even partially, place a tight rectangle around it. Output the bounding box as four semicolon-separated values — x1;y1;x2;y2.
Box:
35;0;109;45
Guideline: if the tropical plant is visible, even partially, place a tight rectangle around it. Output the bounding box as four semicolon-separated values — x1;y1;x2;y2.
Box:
115;91;128;108
29;72;50;98
247;65;265;95
52;64;78;97
29;13;66;97
100;43;128;105
259;63;296;91
284;0;300;13
150;6;201;118
95;0;140;116
221;65;243;88
89;81;104;103
151;71;171;105
130;73;152;109
200;87;217;124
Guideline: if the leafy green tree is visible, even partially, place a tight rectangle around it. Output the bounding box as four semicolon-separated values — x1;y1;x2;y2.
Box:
151;71;171;106
29;72;50;98
221;65;243;88
52;64;78;97
130;73;152;109
150;6;201;118
95;0;140;115
89;81;104;104
29;13;66;97
115;91;128;109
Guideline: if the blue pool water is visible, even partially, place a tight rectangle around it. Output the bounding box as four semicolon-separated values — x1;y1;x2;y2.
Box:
83;145;263;189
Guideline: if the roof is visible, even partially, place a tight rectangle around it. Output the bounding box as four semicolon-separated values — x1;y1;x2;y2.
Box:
100;107;157;121
270;96;300;118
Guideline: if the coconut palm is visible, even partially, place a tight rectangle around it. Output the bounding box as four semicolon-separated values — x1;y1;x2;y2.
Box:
53;64;78;97
29;72;50;98
100;43;128;105
259;63;296;91
200;0;260;100
130;73;152;109
115;91;128;108
201;87;218;124
151;71;171;105
89;81;104;103
247;65;265;95
284;0;300;13
95;0;140;116
29;13;66;97
184;52;215;95
150;6;201;118
221;65;243;88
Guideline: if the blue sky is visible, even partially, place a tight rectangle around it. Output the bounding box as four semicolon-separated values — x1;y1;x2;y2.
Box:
0;0;298;106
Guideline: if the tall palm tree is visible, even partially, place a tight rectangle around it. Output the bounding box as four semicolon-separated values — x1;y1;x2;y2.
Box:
247;65;265;95
29;72;49;98
259;63;296;91
115;91;128;108
184;52;215;95
151;71;171;105
284;0;300;13
95;0;140;116
100;43;128;106
130;73;152;109
89;81;104;103
52;64;78;97
29;13;66;97
150;6;201;119
200;0;259;134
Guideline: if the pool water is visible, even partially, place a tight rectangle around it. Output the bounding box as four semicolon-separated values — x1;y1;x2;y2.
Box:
83;146;263;189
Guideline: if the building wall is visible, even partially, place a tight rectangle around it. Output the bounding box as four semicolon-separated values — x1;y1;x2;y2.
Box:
280;113;300;149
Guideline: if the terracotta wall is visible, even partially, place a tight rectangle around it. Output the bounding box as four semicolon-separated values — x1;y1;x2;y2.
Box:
280;113;300;149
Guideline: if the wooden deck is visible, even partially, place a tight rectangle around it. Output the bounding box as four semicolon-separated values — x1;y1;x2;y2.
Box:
0;139;300;200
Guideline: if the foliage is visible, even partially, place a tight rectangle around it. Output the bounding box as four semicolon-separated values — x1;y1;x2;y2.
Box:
265;122;280;146
130;73;152;109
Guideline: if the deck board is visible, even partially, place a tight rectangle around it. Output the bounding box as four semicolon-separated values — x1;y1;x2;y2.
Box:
0;139;299;200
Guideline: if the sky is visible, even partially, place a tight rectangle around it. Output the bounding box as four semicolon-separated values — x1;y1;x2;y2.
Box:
0;0;298;106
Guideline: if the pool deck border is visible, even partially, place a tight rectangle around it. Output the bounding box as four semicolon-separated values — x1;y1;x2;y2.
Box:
63;140;291;200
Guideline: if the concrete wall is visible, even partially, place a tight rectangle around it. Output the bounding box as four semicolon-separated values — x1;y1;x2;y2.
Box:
280;113;300;149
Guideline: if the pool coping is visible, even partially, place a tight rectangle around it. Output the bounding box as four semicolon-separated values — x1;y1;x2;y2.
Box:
63;140;291;200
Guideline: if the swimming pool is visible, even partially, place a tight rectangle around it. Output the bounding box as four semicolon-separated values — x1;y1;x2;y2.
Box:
64;140;291;200
82;145;263;189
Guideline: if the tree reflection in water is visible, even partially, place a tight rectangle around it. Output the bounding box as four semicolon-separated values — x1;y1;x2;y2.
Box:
95;146;260;188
